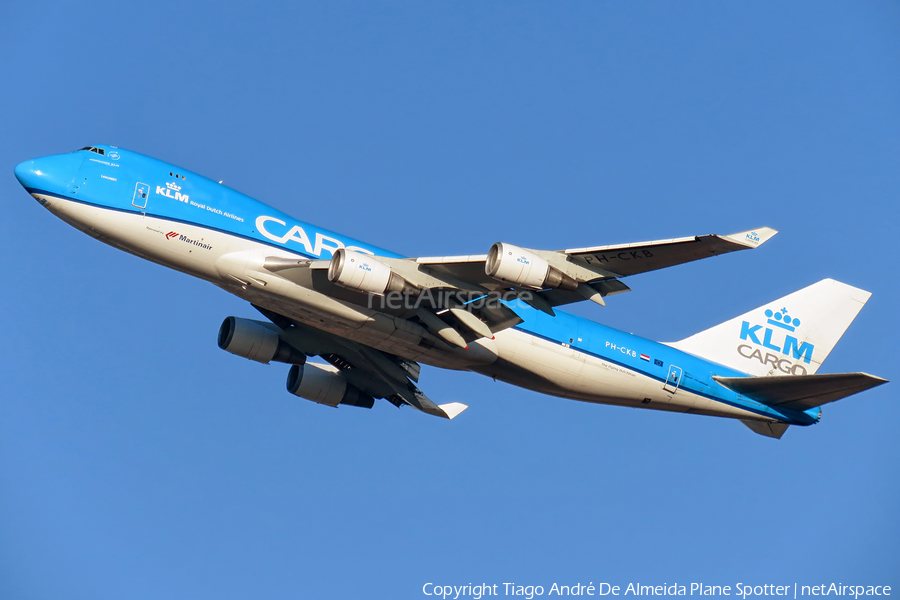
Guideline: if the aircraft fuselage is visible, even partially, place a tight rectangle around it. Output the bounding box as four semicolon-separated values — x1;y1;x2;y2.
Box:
14;146;824;428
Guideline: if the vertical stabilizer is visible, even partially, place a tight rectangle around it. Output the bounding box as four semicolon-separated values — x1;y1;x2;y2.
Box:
669;279;871;377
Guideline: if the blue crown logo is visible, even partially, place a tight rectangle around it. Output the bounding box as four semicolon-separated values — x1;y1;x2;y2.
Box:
765;307;800;332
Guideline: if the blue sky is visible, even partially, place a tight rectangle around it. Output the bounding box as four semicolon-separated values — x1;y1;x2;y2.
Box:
1;2;898;598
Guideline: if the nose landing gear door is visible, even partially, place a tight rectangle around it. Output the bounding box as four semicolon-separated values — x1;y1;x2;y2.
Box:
663;365;682;394
132;182;149;209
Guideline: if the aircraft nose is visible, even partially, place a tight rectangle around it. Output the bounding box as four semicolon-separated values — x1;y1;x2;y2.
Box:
14;159;37;188
14;153;84;195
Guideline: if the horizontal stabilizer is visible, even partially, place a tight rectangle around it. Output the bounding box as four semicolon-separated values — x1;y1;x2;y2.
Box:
714;373;887;412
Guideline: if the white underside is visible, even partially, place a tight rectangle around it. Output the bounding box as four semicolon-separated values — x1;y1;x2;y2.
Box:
40;194;769;422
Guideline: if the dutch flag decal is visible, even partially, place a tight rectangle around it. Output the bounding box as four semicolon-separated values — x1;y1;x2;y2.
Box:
640;354;650;362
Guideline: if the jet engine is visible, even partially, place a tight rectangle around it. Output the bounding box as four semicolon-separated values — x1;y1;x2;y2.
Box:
327;249;418;295
217;317;307;364
286;363;375;408
485;243;578;291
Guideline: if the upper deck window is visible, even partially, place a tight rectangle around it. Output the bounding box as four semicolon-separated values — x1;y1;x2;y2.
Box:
77;146;106;156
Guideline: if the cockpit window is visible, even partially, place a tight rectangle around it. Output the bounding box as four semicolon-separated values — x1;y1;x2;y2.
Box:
77;146;106;156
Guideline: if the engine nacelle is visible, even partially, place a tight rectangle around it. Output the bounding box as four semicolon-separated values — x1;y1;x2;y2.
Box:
217;317;307;364
485;243;578;291
327;249;417;295
286;363;375;408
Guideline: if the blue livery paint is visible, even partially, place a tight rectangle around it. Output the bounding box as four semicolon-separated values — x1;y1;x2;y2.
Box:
506;301;818;425
18;146;399;260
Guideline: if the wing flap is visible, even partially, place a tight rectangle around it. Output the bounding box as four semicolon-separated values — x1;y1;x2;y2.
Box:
416;255;499;289
714;373;887;412
538;279;632;309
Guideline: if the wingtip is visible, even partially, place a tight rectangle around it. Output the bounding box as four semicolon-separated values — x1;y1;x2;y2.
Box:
724;227;778;248
855;372;889;386
439;402;469;419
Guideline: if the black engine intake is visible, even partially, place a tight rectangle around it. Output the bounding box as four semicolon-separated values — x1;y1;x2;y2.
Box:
286;363;375;408
217;317;306;365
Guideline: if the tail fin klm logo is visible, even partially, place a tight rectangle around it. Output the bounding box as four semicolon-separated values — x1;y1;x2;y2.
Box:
766;308;799;332
736;306;815;375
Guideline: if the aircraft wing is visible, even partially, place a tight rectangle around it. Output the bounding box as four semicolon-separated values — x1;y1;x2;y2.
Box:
561;227;778;277
275;227;776;346
714;372;888;412
412;227;777;311
256;305;467;419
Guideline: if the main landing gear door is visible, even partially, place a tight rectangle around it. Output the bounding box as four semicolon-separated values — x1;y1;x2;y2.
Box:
663;365;683;394
132;182;149;209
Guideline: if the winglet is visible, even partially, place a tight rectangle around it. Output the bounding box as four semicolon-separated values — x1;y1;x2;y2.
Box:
723;227;778;249
439;402;469;419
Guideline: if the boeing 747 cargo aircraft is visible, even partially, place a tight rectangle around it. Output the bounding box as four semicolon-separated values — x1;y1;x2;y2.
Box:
14;145;886;438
